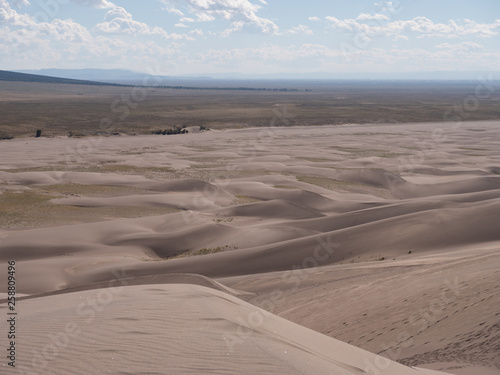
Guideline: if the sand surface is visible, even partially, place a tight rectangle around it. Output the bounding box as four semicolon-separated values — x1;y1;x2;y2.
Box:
0;121;499;374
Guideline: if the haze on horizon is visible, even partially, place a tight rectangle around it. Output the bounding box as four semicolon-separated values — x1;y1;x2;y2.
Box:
1;0;499;79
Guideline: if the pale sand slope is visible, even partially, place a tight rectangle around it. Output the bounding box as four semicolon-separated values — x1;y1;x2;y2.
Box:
1;284;450;375
221;245;500;373
0;121;499;373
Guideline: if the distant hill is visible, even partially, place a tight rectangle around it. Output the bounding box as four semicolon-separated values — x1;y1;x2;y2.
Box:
1;69;306;91
0;70;127;86
16;68;211;85
12;69;308;90
17;68;148;83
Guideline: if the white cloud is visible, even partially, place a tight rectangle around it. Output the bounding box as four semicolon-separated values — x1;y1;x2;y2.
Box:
94;7;159;34
94;6;193;39
356;13;388;21
0;0;35;26
221;21;243;37
285;25;313;35
69;0;115;9
190;28;204;36
0;0;92;43
392;35;408;42
436;41;483;51
2;0;499;75
184;0;279;34
40;18;92;43
326;16;500;38
196;12;215;22
167;7;184;17
326;16;369;34
0;0;192;71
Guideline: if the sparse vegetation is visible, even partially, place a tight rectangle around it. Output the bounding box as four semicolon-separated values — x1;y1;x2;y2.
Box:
296;157;332;162
38;183;147;197
192;246;231;256
0;131;14;140
296;175;360;191
213;217;234;223
0;186;180;228
149;245;238;261
152;126;188;135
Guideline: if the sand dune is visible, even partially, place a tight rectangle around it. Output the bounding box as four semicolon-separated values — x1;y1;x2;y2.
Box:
396;176;500;198
5;284;451;375
5;193;498;285
1;121;499;374
222;245;500;372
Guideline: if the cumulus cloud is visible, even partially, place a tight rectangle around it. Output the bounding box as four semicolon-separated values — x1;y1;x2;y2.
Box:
167;8;184;17
69;0;115;9
94;7;159;34
1;1;187;46
94;6;192;39
0;0;92;43
175;0;279;35
190;28;204;35
436;41;483;51
285;25;313;35
0;0;35;26
326;16;500;38
0;0;194;71
392;35;408;42
0;1;101;64
39;18;92;42
196;12;215;22
3;0;499;74
356;13;388;21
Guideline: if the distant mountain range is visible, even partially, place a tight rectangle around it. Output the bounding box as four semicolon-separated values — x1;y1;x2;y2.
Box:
14;68;499;84
2;69;498;91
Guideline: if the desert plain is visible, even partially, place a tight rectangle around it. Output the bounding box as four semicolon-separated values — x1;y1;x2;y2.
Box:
0;114;499;375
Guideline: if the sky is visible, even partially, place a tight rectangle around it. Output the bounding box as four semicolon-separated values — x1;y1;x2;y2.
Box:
1;0;499;77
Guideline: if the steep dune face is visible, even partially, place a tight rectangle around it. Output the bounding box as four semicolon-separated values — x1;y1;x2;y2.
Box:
8;284;451;375
0;121;499;373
